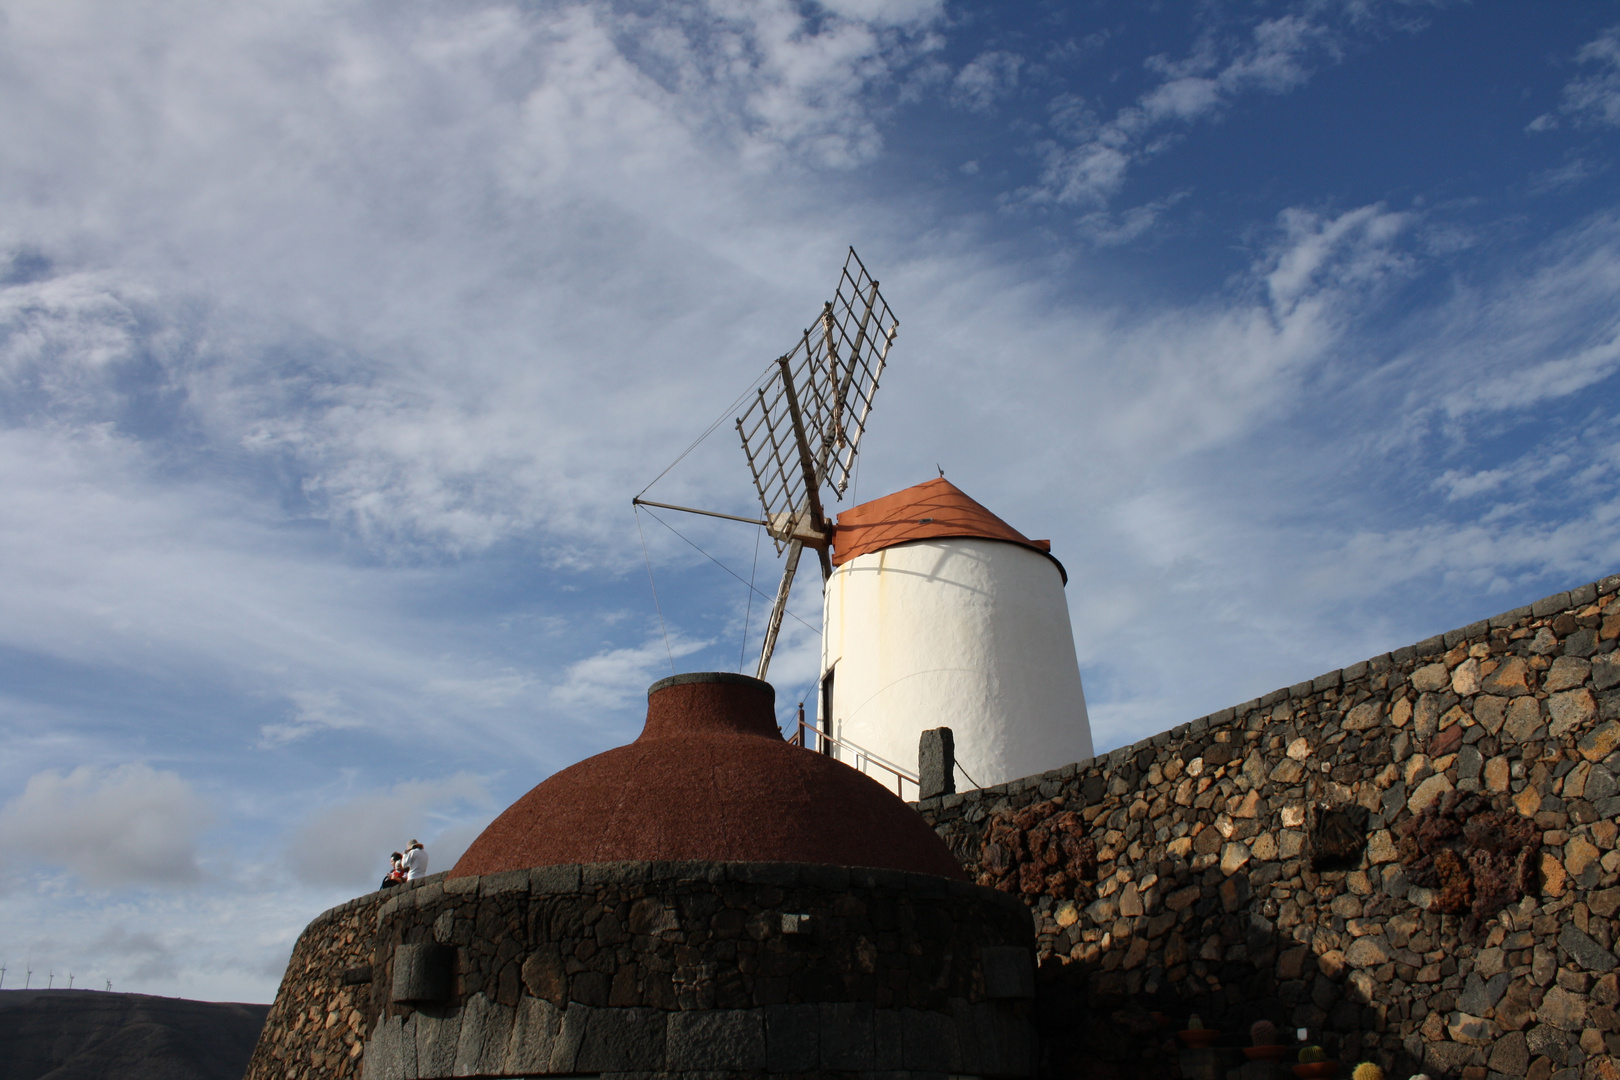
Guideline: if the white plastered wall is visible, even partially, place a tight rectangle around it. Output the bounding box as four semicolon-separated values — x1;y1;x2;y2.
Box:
819;537;1094;790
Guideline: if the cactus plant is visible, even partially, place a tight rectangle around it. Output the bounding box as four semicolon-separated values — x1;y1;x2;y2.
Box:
1299;1046;1328;1064
1250;1020;1277;1046
1352;1064;1384;1080
1187;1013;1204;1030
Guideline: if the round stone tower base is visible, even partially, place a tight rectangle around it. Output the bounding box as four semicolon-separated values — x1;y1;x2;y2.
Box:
360;861;1037;1079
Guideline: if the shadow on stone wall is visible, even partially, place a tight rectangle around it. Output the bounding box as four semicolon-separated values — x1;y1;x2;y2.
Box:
919;572;1620;1080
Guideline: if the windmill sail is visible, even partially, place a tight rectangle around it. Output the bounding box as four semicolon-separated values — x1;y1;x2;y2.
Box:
736;248;898;678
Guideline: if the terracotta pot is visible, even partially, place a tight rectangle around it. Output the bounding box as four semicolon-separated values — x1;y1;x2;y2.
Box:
1244;1045;1290;1061
1179;1029;1222;1049
1292;1062;1339;1079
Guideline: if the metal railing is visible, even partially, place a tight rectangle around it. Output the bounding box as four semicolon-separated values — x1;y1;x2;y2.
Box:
787;708;920;800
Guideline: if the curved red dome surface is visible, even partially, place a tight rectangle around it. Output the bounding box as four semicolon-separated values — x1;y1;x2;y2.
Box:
451;673;965;880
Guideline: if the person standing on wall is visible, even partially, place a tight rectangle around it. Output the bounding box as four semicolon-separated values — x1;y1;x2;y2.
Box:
402;839;428;880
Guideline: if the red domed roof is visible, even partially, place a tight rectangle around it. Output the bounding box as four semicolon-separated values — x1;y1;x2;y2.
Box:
831;477;1066;582
450;673;965;880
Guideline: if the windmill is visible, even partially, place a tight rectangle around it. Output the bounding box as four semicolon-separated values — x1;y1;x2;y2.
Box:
634;247;898;679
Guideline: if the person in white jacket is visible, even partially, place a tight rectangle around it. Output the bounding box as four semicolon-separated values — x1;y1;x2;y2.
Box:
401;839;428;880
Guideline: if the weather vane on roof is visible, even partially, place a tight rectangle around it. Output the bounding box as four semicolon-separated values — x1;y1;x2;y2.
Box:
634;247;899;679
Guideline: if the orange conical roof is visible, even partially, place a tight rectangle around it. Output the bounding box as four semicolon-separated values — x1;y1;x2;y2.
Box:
830;477;1065;581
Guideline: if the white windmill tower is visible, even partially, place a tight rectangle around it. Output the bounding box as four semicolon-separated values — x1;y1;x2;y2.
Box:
819;474;1095;791
636;248;1092;794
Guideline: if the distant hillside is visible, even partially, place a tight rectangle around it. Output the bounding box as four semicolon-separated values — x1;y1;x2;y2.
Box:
0;990;269;1080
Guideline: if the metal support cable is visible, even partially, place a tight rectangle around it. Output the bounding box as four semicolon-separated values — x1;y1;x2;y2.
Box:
639;507;819;635
634;506;677;676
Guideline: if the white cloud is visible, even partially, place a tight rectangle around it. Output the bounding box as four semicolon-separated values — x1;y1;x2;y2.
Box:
1025;12;1343;210
1561;24;1620;128
950;50;1023;113
0;765;212;888
549;630;712;712
281;773;492;889
0;0;1617;1007
1074;191;1191;246
1263;204;1413;317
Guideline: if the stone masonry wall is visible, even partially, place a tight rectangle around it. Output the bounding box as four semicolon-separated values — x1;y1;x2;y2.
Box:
363;860;1037;1079
246;873;447;1080
917;573;1620;1080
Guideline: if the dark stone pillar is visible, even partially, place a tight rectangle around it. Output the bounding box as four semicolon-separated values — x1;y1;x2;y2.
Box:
919;727;955;800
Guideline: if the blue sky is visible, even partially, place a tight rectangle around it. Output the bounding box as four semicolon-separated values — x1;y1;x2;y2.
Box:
2;0;1619;1003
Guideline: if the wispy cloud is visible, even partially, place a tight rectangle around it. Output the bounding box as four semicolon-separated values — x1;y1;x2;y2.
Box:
950;50;1023;113
1022;11;1345;210
1530;24;1620;131
0;765;212;888
281;773;492;889
1;1;1617;1006
549;630;711;712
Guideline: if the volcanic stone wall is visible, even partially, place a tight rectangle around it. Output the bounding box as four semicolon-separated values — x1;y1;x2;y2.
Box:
247;873;448;1080
362;860;1037;1078
917;572;1620;1080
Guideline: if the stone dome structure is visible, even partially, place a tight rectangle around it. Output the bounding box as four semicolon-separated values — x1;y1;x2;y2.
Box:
250;672;1040;1080
451;671;964;880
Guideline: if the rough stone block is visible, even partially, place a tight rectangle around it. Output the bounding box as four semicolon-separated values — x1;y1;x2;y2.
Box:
918;727;956;801
503;996;562;1074
1447;1011;1492;1045
966;1000;1036;1078
415;1009;461;1078
529;864;581;895
900;1007;956;1072
873;1008;903;1070
1504;697;1545;742
1573;582;1599;606
1559;924;1618;973
1492;606;1532;628
1538;986;1589;1031
1344;702;1382;731
1534;592;1573;617
362;1015;403;1080
799;863;849;892
1413;662;1451;692
392;943;454;1003
1549;689;1598;737
1489;1029;1530;1075
818;1001;876;1070
583;862;650;885
455;993;515;1076
665;1008;760;1071
1593;655;1620;692
1579;721;1620;762
479;868;529;899
548;1004;591;1073
981;945;1035;1000
579;1007;668;1071
764;1004;818;1072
